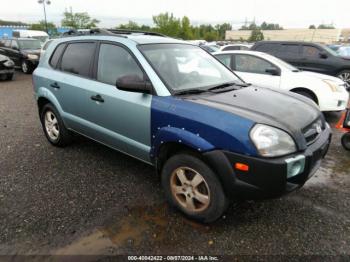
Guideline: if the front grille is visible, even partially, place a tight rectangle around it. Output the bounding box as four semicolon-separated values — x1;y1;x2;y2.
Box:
302;118;324;145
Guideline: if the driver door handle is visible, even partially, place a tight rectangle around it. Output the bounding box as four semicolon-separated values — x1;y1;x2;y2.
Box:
90;94;104;103
50;82;60;89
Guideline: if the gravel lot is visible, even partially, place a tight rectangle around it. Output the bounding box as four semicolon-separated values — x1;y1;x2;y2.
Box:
0;73;350;256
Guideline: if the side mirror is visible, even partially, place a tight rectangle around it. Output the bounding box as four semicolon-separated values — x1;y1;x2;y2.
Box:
265;68;280;76
319;52;328;59
116;75;152;94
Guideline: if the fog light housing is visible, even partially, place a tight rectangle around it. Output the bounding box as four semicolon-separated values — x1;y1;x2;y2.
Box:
285;155;305;178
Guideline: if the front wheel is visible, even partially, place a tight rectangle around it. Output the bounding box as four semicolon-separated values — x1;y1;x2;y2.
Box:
161;153;228;223
337;70;350;85
341;132;350;151
21;61;33;74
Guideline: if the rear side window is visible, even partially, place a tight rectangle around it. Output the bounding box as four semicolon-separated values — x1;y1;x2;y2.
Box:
11;40;19;49
60;42;96;77
4;40;11;48
49;44;66;68
256;43;281;54
97;43;144;86
280;44;300;58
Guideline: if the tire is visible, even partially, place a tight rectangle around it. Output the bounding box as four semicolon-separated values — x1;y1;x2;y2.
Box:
6;73;14;81
40;103;73;147
341;132;350;151
161;153;228;223
294;90;317;104
21;60;33;74
337;70;350;85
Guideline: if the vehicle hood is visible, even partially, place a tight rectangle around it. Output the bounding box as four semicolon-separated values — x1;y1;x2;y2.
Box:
298;71;345;84
0;54;10;62
21;49;41;56
186;86;323;150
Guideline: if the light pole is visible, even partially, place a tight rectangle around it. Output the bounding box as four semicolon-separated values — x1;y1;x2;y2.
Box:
38;0;51;34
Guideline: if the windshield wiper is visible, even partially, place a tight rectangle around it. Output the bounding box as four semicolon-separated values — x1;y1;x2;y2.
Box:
174;88;208;96
208;82;251;91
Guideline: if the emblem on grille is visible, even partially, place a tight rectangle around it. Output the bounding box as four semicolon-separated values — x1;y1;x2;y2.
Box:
315;123;322;134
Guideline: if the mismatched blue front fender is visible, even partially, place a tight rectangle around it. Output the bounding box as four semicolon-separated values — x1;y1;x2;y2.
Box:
151;96;258;160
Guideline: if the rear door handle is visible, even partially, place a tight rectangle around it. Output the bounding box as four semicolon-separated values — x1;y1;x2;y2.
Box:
50;82;60;89
90;94;104;103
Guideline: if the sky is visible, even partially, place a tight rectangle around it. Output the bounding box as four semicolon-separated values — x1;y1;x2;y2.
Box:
0;0;349;29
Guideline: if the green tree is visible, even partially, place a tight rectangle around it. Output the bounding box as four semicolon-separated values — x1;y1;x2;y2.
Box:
309;25;316;29
0;19;27;26
61;9;100;29
260;22;283;30
215;23;232;40
29;20;57;35
317;24;335;29
152;12;181;37
179;16;193;40
248;28;264;42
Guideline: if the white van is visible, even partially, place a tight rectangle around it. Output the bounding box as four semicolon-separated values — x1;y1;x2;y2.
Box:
12;30;49;46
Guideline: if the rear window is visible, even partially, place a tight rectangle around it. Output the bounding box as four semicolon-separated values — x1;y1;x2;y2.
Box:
60;42;95;77
49;44;66;68
280;44;300;57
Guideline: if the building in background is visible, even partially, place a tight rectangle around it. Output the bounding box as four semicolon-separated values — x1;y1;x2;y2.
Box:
225;28;346;44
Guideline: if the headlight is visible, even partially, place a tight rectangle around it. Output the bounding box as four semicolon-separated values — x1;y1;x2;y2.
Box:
323;79;343;92
4;60;14;67
250;124;296;157
27;54;39;60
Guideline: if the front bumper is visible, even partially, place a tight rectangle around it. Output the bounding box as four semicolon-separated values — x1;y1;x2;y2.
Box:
204;126;332;199
320;91;349;112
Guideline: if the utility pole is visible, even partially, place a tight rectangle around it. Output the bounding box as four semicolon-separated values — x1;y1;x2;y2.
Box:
38;0;51;34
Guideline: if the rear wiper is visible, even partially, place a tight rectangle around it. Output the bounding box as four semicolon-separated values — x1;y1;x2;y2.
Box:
208;82;251;91
174;88;208;96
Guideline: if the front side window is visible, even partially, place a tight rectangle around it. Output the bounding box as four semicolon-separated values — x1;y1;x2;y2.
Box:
139;44;242;92
216;54;232;69
97;44;144;86
302;46;321;58
60;42;95;77
234;54;277;75
18;40;41;50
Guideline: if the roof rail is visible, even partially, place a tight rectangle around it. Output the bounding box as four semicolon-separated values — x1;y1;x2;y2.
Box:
107;28;166;37
60;28;166;38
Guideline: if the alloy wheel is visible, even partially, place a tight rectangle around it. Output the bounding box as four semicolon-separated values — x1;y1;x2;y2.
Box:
170;167;210;212
338;72;350;85
44;110;60;141
22;61;28;73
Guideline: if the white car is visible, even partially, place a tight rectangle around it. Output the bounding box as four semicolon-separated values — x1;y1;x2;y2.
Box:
221;44;252;51
214;50;349;112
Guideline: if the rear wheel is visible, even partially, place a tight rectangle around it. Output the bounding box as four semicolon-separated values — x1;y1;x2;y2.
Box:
40;103;73;147
341;132;350;151
337;70;350;85
161;153;228;223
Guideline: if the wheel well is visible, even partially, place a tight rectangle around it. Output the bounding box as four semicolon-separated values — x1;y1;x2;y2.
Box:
37;97;51;115
156;142;202;175
290;87;318;105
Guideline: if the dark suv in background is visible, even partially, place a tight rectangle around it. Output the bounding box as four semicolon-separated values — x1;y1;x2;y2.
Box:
252;41;350;86
0;38;41;74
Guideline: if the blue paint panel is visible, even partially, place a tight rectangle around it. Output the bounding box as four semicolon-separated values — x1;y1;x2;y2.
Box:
150;96;258;159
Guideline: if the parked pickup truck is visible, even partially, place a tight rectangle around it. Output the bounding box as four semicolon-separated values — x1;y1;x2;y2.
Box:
32;29;331;223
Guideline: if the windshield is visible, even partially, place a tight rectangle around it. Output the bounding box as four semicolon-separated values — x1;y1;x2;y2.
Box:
32;36;49;45
18;39;41;50
323;45;339;56
337;47;350;57
139;44;242;92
